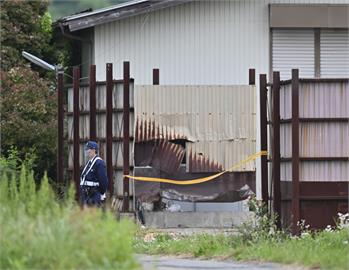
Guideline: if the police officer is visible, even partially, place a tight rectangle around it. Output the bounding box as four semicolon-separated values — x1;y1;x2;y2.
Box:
80;141;108;207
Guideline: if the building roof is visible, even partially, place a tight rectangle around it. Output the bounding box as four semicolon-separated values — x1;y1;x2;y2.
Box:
58;0;188;32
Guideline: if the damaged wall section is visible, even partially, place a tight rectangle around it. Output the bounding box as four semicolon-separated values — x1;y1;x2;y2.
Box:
134;85;256;206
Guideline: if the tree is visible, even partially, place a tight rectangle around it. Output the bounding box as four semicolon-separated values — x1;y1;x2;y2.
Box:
0;67;57;179
0;0;58;179
0;0;53;71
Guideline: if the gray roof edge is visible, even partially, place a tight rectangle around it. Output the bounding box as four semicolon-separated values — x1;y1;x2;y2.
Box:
59;0;189;32
61;0;148;22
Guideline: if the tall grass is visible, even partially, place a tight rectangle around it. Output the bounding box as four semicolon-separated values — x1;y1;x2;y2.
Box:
0;159;138;270
134;197;349;269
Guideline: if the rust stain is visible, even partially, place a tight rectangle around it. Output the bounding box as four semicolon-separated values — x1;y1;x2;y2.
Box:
135;118;187;142
187;149;223;173
150;140;185;174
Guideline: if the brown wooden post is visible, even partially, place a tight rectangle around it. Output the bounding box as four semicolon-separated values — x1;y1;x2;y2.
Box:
73;67;80;200
123;61;130;212
153;68;159;85
272;71;281;228
106;63;114;195
89;65;97;141
57;70;64;185
249;69;255;85
260;74;268;205
292;69;300;235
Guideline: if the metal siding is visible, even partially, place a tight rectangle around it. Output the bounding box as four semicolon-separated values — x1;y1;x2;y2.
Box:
67;82;135;196
299;82;349;118
281;161;348;181
93;0;348;84
135;85;256;172
280;122;349;157
321;29;349;78
94;0;270;84
91;0;349;199
280;81;349;182
272;29;315;80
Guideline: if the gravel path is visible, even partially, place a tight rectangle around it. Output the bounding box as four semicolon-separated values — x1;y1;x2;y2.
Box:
138;254;296;270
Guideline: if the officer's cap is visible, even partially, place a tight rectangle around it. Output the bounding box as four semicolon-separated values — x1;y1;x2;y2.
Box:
85;141;99;151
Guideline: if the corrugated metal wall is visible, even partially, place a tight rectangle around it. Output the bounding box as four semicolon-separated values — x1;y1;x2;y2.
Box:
67;82;135;198
321;29;349;78
135;85;256;172
280;81;349;182
94;0;270;84
92;0;349;199
272;29;315;80
93;0;348;84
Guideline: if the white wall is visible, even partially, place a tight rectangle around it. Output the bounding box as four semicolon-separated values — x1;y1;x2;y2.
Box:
93;0;349;200
94;0;270;84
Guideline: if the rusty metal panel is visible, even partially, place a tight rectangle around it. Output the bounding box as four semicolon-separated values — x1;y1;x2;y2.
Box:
281;181;348;230
135;85;256;172
150;140;185;174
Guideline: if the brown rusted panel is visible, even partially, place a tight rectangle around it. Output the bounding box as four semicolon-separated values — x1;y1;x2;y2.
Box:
280;200;292;230
106;63;114;195
73;67;80;200
153;68;159;85
272;71;281;228
187;149;223;173
280;181;292;200
281;181;348;230
300;182;348;198
89;65;97;140
135;118;187;143
123;61;130;211
57;71;64;184
301;201;348;230
150;140;185;174
291;69;300;235
260;74;268;204
249;68;255;85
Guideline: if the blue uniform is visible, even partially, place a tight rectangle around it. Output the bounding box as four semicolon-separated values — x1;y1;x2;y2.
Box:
80;155;108;206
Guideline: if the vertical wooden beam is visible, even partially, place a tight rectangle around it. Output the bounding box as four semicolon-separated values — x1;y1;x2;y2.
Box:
106;63;114;195
73;67;80;200
123;61;130;212
153;68;159;85
272;71;281;228
89;65;97;141
249;68;255;85
292;69;300;235
57;70;64;185
260;74;268;205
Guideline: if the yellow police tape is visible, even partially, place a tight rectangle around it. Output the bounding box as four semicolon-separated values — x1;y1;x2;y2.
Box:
124;150;268;185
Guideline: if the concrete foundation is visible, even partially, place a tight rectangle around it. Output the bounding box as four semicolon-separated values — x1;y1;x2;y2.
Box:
143;211;254;229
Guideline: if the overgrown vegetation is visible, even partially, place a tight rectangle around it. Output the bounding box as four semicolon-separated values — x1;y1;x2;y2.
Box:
0;0;65;180
0;156;138;270
134;196;349;269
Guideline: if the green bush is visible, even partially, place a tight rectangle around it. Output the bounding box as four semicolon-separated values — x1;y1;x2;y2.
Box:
0;162;138;270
